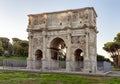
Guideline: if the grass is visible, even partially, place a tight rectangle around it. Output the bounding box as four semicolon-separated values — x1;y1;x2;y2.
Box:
0;70;120;84
0;56;27;66
112;67;120;71
0;56;27;61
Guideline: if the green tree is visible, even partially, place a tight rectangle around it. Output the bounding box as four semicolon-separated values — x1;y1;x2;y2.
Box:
114;32;120;67
0;41;4;56
103;42;115;56
12;38;28;57
103;32;120;67
97;54;110;62
103;42;119;67
8;43;13;56
12;38;21;44
19;40;28;56
0;37;11;56
0;37;9;50
114;32;120;42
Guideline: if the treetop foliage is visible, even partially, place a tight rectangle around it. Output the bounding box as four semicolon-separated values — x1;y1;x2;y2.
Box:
97;54;111;62
0;41;4;56
103;32;120;67
0;37;9;41
0;37;28;57
114;32;120;42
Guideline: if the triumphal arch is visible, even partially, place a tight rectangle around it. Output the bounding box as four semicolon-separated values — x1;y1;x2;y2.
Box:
27;7;98;73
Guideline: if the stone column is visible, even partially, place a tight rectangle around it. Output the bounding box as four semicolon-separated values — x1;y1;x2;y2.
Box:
42;30;47;71
66;29;71;72
84;28;92;73
89;29;97;73
27;32;34;69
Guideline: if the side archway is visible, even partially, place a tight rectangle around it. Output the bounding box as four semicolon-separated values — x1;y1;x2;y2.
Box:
74;49;84;71
35;49;43;69
35;49;43;60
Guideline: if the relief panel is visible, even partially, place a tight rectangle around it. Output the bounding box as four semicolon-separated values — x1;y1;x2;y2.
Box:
71;35;86;44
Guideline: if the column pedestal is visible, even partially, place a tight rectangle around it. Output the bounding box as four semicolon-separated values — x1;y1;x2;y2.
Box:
42;59;47;71
27;57;34;69
84;60;97;73
83;60;92;73
66;60;71;72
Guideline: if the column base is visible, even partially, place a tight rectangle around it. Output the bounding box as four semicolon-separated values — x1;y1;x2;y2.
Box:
27;58;34;69
83;60;97;73
83;60;92;73
66;60;72;72
42;59;47;71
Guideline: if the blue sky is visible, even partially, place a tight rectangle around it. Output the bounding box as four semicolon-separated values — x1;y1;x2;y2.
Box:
0;0;120;58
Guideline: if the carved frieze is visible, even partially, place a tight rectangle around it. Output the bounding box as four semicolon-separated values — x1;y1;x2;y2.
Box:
33;16;38;25
38;14;47;25
71;10;89;28
28;16;32;25
79;10;89;26
72;12;79;21
33;38;38;48
47;14;52;26
71;36;79;43
71;35;86;44
93;13;96;25
56;12;71;27
33;37;43;48
79;35;86;44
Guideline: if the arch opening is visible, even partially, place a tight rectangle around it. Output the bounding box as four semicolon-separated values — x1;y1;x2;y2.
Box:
75;49;83;61
74;49;84;71
50;37;66;69
35;49;43;60
35;49;43;69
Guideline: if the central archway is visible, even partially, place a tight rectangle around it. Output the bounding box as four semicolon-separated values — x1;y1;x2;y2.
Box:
50;37;66;69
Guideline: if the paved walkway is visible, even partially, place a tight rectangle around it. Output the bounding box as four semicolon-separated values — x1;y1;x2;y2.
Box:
106;71;120;76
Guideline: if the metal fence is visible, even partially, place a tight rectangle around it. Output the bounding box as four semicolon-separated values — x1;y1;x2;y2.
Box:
2;60;27;69
97;61;111;72
0;60;111;72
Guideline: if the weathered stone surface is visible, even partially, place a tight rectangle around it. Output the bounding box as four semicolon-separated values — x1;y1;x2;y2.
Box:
27;7;98;73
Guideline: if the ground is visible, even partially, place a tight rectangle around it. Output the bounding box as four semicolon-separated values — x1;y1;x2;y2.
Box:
0;70;120;84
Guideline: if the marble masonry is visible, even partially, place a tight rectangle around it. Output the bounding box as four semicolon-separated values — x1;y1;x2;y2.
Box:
27;7;98;73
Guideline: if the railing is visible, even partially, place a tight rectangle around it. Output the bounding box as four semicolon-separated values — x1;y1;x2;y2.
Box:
0;60;111;72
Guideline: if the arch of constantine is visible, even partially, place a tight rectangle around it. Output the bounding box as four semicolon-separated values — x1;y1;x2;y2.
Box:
27;7;98;73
